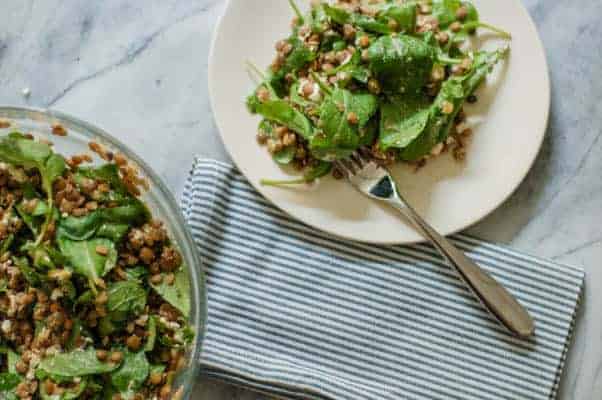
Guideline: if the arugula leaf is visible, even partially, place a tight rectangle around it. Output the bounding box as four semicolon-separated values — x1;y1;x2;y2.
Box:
323;4;395;34
37;348;121;378
258;120;296;165
16;200;49;236
58;238;117;287
368;34;435;95
110;351;149;393
433;0;511;38
96;223;130;242
75;164;129;196
310;88;377;160
376;3;417;33
379;94;431;150
0;134;66;246
0;373;21;391
400;48;508;160
432;0;464;28
57;199;148;241
0;132;51;168
106;280;147;322
268;36;316;96
150;268;190;317
247;97;314;140
124;266;149;282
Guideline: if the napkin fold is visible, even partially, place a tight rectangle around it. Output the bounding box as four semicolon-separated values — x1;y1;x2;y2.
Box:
181;159;584;400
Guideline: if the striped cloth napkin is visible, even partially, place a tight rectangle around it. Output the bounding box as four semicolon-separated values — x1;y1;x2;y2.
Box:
181;159;585;400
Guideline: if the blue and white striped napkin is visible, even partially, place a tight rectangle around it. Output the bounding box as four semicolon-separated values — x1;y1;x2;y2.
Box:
181;159;584;400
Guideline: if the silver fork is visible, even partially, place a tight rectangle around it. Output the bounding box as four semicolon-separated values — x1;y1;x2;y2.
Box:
334;151;535;339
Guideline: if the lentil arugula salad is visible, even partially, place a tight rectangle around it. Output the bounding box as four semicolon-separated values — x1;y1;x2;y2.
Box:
0;130;192;399
246;0;511;185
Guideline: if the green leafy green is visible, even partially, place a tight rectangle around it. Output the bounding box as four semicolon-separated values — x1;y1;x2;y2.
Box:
268;36;317;96
96;223;130;242
150;268;190;317
37;348;121;378
433;0;511;38
106;281;147;322
110;351;149;394
15;200;48;235
58;238;117;288
0;133;66;246
57;199;149;241
368;34;435;95
0;373;21;391
380;94;431;150
310;88;377;160
124;266;149;282
398;48;508;160
376;3;417;33
247;97;314;140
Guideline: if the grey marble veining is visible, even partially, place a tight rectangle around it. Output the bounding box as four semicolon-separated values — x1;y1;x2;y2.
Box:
0;0;600;399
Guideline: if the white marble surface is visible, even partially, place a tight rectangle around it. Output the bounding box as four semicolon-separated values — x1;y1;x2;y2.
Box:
0;0;600;399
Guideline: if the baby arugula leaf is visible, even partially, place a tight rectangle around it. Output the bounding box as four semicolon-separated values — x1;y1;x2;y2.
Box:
57;198;149;241
400;47;509;160
247;96;314;140
110;350;150;395
379;94;432;151
149;267;191;317
368;34;436;95
433;0;511;38
310;87;377;160
58;237;117;291
37;347;121;378
0;373;21;392
376;2;417;33
269;36;317;96
0;133;66;246
106;280;147;322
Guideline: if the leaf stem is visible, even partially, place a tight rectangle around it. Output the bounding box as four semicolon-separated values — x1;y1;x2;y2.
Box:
437;54;463;65
464;22;512;39
260;178;309;186
287;0;305;24
245;60;267;84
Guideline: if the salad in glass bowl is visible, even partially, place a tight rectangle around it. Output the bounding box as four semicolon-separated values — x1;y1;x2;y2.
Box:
0;108;205;400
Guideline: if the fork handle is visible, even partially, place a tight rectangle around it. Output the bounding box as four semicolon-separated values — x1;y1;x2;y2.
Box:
389;201;535;339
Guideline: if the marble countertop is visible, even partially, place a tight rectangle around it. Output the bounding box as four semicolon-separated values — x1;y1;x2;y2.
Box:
0;0;600;398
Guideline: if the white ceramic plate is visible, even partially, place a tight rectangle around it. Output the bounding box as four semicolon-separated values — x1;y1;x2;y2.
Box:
209;0;549;244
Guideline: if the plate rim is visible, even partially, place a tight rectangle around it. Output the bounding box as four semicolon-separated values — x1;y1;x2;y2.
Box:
208;0;550;245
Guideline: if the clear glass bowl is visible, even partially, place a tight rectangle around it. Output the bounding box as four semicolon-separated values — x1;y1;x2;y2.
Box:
0;106;206;399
